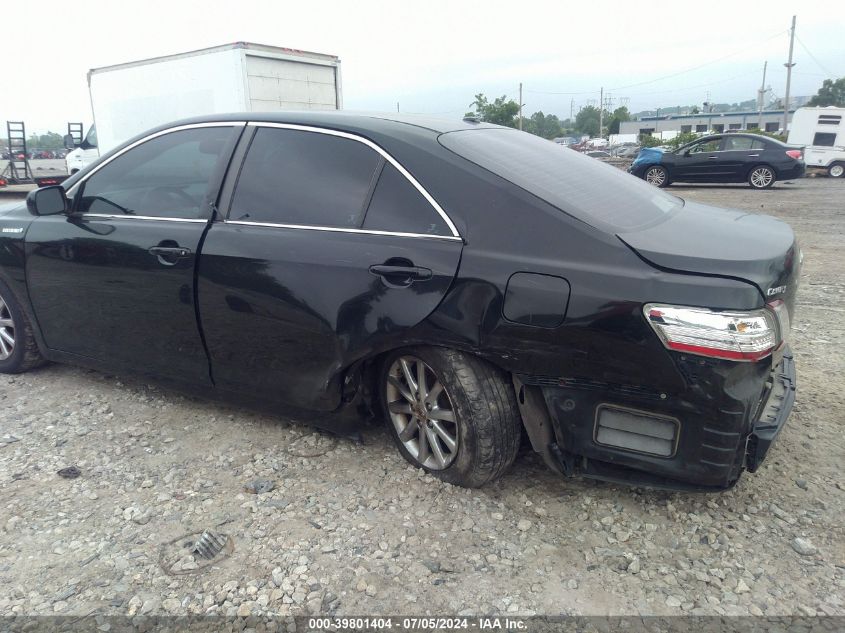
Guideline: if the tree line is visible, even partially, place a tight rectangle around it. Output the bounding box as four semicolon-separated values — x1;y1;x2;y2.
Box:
464;77;845;140
465;93;631;139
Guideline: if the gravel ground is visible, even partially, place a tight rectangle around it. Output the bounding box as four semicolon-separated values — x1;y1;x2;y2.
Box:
0;177;843;619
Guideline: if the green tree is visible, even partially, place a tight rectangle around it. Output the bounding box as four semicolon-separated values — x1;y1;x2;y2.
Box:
523;111;563;139
638;134;662;148
26;132;64;151
574;105;601;136
662;132;702;150
807;78;845;107
606;106;631;135
466;93;519;127
739;129;787;143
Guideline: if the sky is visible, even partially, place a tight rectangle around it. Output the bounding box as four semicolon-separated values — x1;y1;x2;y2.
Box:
4;0;844;135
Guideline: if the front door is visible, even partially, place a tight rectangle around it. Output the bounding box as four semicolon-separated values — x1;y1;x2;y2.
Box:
198;125;463;411
673;136;726;180
25;124;241;384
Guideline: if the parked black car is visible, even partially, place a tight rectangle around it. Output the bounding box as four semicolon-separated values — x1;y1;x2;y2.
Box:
0;113;798;490
629;133;805;188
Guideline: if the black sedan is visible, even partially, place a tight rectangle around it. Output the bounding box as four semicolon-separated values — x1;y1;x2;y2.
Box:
0;113;798;490
629;133;805;188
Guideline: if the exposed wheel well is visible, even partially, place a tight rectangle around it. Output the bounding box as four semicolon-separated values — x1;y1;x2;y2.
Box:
358;343;537;456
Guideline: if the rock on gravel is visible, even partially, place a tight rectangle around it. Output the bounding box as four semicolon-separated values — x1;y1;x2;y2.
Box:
791;537;818;556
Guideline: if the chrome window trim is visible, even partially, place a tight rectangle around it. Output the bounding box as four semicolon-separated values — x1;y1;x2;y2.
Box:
65;121;247;197
80;213;208;223
245;121;461;239
223;219;462;241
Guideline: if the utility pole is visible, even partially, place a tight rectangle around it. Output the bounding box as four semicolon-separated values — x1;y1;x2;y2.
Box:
783;15;796;134
757;61;768;129
518;83;523;131
598;86;604;139
396;102;400;113
570;98;574;126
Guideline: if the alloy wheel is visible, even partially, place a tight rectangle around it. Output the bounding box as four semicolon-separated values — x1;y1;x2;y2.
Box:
0;293;15;361
645;167;666;186
750;167;774;188
386;355;459;470
830;164;844;178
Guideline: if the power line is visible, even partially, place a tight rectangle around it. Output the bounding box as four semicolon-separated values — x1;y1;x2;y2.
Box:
525;29;787;97
795;35;838;78
624;69;760;97
608;30;788;91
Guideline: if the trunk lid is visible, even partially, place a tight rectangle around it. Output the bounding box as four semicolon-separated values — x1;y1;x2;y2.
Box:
618;200;800;315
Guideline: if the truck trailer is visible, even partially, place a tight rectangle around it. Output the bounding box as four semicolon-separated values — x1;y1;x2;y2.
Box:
65;42;342;174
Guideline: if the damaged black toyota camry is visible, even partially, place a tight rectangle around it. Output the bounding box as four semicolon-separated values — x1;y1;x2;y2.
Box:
0;112;797;490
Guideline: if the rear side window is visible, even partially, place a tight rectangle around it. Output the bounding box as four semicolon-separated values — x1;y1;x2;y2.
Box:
439;128;680;233
363;164;450;236
229;128;381;227
813;132;837;147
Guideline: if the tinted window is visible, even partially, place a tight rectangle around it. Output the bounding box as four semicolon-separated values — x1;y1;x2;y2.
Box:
363;164;449;236
813;132;837;147
78;127;233;219
724;136;765;151
229;128;380;228
689;138;721;153
439;128;680;233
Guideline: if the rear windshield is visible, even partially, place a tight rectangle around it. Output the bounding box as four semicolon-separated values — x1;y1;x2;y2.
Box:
439;128;681;232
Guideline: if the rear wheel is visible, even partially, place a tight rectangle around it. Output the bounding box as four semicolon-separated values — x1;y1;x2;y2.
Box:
748;165;775;189
0;281;45;374
644;165;669;187
829;163;845;178
379;347;521;488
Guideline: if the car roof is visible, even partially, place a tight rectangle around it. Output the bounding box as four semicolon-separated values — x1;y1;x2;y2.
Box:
157;111;499;135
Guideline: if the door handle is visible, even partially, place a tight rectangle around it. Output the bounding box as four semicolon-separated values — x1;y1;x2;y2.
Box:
148;245;191;266
708;155;719;159
369;264;433;287
747;153;760;157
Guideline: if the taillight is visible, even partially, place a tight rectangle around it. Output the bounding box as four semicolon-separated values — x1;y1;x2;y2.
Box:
785;149;802;160
644;303;785;362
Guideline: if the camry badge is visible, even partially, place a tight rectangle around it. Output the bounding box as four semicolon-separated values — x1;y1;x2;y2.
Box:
767;285;787;296
1;227;23;234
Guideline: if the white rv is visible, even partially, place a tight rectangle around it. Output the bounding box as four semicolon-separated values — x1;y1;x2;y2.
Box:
787;107;845;178
65;42;342;174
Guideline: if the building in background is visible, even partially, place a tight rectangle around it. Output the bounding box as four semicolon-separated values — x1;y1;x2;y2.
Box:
620;109;796;139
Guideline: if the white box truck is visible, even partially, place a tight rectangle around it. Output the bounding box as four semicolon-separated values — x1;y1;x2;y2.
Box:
787;106;845;178
65;42;342;174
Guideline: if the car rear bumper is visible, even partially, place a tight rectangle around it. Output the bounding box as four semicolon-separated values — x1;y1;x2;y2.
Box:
778;163;806;180
744;350;795;472
523;348;796;491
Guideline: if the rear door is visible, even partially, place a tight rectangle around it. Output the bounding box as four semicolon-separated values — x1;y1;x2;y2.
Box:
721;135;766;180
198;124;463;411
25;124;241;384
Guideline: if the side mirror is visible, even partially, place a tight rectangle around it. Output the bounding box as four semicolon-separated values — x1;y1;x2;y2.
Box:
63;134;78;150
683;149;691;157
26;185;69;216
